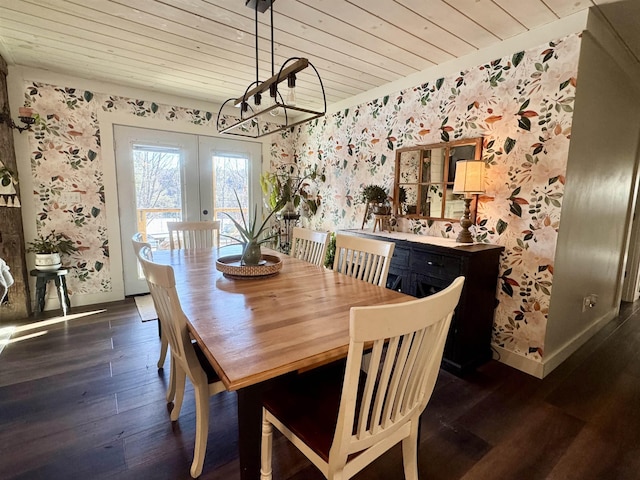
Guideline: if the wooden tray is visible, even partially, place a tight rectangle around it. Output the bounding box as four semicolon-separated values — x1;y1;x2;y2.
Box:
216;254;282;279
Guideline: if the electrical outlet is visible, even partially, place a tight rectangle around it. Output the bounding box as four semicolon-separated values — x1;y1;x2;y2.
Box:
582;294;598;312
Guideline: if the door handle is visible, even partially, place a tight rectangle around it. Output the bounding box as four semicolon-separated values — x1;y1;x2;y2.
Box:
202;210;209;215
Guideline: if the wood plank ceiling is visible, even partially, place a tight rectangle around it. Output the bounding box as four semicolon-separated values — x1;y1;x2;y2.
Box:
0;0;633;109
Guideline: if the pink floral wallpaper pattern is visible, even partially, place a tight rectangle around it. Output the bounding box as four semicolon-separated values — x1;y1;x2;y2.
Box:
21;32;580;365
24;85;215;294
270;34;581;362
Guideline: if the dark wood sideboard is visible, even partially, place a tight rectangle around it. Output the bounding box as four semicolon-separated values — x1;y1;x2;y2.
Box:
342;230;504;375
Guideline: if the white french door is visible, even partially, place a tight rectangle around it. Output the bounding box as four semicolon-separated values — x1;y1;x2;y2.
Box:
115;125;262;295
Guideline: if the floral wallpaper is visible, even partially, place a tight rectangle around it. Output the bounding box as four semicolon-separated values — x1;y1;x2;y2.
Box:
20;31;580;365
23;84;215;294
270;34;581;362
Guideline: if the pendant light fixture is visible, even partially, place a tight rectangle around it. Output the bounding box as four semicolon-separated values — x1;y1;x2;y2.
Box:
216;0;326;138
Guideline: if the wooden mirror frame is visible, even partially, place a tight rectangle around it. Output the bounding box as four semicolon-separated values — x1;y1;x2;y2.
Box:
393;137;483;222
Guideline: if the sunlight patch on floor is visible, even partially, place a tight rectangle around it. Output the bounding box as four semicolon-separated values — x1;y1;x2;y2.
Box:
0;309;107;348
0;326;16;356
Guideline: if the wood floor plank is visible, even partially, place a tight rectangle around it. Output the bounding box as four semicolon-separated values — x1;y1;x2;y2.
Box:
2;298;640;479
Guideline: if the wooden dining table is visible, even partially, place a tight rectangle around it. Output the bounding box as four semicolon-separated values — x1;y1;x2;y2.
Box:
153;246;411;479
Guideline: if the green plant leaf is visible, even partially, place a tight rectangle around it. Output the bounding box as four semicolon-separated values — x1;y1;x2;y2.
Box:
518;116;531;131
504;137;516;154
512;51;525;67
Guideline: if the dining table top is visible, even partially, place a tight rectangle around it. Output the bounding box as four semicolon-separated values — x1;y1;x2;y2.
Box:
152;246;411;391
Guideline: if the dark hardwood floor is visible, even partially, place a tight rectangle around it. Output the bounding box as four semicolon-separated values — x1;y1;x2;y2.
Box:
2;298;640;479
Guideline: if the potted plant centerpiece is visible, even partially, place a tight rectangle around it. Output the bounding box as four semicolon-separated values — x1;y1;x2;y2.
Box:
222;191;285;265
26;231;78;271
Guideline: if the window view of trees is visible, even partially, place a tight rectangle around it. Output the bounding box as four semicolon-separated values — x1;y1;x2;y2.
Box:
132;147;252;248
133;145;182;248
213;155;249;243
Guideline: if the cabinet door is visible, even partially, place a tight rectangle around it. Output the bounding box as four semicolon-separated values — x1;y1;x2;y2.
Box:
387;245;411;293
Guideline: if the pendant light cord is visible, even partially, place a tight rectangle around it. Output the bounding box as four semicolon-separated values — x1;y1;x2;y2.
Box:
255;2;259;86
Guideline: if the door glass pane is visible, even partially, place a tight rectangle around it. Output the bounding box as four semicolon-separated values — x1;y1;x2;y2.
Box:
213;154;249;245
133;144;182;250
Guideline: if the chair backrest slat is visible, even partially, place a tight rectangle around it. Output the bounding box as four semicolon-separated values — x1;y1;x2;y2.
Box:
290;227;330;266
132;232;151;259
330;276;465;458
167;221;220;250
333;234;394;287
137;245;207;385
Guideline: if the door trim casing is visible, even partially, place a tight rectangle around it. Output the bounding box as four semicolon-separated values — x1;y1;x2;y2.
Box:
99;110;267;305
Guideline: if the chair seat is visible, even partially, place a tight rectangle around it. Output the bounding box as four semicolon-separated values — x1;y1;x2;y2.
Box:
192;341;221;385
263;362;365;462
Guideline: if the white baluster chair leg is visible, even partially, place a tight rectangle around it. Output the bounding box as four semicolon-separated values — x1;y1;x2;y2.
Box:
402;420;420;480
157;334;169;369
190;383;210;478
260;412;273;480
170;364;187;422
327;465;345;480
166;355;177;403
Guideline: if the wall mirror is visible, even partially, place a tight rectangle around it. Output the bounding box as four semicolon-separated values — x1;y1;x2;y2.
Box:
394;137;483;222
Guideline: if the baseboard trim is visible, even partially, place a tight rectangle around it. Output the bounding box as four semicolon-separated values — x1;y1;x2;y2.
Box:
492;345;544;378
493;309;618;379
541;309;618;377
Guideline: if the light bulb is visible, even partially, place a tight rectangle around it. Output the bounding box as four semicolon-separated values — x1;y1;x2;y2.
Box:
286;73;297;106
270;95;281;117
269;84;281;116
286;86;296;106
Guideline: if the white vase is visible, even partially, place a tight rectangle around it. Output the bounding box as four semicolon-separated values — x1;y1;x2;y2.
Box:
35;253;62;271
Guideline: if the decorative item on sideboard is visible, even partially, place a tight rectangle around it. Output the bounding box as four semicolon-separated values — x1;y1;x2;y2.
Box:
360;184;390;230
453;160;485;243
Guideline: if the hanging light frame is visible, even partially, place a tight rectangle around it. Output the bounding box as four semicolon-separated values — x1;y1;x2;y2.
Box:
216;0;326;138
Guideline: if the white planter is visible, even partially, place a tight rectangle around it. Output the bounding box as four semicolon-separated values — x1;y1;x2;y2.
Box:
34;253;62;271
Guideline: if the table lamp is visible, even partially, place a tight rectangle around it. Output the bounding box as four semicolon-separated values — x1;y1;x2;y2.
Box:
453;160;485;243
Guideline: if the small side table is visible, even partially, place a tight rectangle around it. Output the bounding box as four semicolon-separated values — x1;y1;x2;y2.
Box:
30;269;71;316
373;214;391;232
280;211;300;254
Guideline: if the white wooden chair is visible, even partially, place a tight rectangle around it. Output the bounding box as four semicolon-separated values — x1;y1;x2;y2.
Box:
332;234;395;287
138;245;227;478
167;221;220;250
260;276;465;480
132;233;174;401
289;227;331;266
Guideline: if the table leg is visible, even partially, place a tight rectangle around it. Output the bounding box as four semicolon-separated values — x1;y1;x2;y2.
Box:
60;275;71;315
236;375;292;480
54;276;69;316
35;277;47;312
237;383;266;480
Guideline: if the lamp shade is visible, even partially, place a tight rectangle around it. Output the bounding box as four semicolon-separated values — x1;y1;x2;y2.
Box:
453;160;485;195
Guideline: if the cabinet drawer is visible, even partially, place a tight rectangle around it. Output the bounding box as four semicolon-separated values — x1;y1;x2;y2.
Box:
391;246;410;268
411;250;461;279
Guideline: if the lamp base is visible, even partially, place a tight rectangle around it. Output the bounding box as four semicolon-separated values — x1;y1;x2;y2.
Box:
456;198;474;244
456;228;474;244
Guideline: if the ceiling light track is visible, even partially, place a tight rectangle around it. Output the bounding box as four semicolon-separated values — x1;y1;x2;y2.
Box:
216;0;326;139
